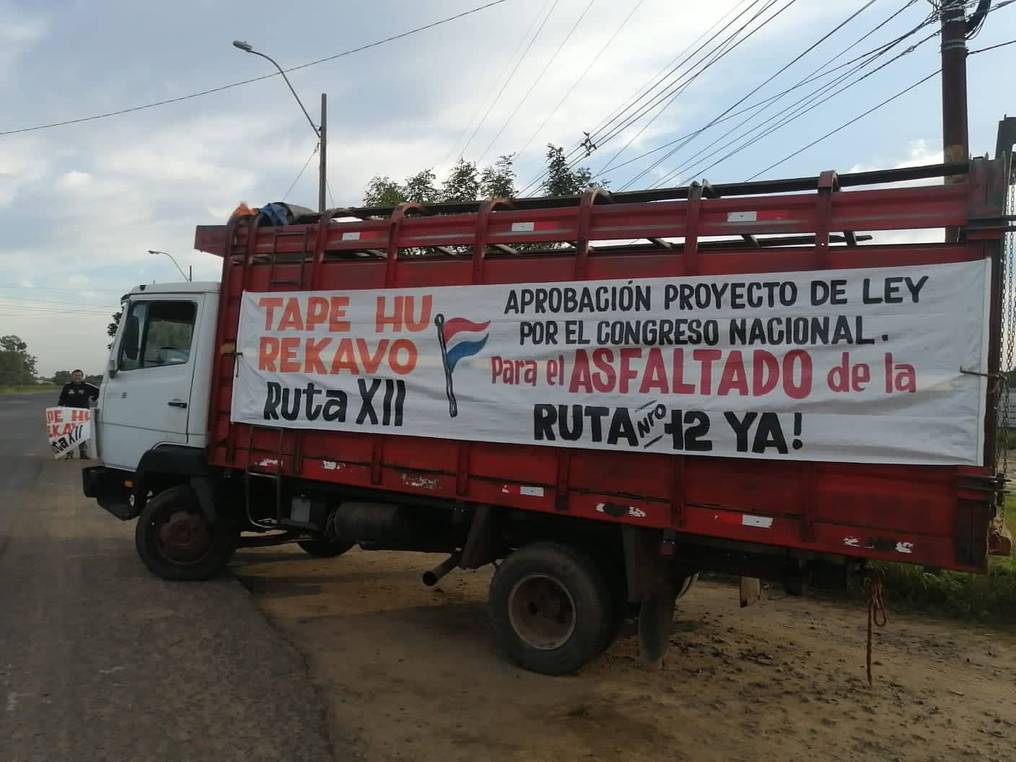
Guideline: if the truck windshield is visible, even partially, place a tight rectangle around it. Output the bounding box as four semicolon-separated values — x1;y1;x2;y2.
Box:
118;300;197;371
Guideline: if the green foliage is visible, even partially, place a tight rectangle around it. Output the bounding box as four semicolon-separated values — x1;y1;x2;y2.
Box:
541;144;593;197
864;562;1016;624
441;159;480;202
361;148;587;207
0;334;37;385
363;176;408;206
52;370;73;385
0;384;58;395
404;169;439;204
479;154;517;199
108;310;121;339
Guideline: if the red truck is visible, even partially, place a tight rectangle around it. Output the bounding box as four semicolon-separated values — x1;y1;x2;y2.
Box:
83;156;1012;674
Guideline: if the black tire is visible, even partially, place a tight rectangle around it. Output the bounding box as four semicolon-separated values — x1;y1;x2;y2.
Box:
297;538;354;558
134;485;237;581
489;542;613;675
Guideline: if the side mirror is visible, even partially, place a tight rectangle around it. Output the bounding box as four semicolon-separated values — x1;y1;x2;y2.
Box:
122;315;140;361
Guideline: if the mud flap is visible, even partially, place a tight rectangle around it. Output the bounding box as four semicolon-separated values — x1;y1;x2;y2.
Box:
623;527;680;668
638;575;678;669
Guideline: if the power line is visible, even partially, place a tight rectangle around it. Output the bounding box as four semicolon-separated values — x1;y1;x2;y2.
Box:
593;0;798;177
0;0;511;137
576;0;761;150
602;0;924;179
282;143;320;201
518;0;779;195
447;0;554;164
744;69;940;180
619;0;894;189
656;19;943;184
970;37;1016;53
477;0;598;162
571;0;776;163
459;0;559;159
642;6;940;188
514;0;649;158
516;0;762;194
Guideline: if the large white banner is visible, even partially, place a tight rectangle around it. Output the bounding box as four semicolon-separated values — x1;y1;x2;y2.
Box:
231;260;991;466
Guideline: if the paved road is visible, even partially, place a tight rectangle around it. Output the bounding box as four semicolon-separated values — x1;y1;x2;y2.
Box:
0;392;342;761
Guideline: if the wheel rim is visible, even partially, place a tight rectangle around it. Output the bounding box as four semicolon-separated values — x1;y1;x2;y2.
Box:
507;574;577;650
156;509;211;564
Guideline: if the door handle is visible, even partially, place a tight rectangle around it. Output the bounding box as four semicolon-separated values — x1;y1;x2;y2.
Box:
168;400;188;409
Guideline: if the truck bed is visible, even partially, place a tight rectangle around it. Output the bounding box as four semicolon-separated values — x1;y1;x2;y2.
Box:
196;160;1010;572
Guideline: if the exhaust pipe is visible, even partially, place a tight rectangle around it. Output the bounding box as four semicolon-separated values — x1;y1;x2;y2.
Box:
422;551;462;587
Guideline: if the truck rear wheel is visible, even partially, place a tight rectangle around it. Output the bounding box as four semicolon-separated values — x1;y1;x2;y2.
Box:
134;485;237;581
489;542;613;675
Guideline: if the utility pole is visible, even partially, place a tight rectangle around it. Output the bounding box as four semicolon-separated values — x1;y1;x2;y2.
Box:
939;0;990;239
233;41;328;213
319;93;327;213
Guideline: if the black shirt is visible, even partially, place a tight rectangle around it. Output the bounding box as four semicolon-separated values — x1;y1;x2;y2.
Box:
58;381;99;409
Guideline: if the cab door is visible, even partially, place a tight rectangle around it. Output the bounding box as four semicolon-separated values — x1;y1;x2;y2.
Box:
98;297;202;471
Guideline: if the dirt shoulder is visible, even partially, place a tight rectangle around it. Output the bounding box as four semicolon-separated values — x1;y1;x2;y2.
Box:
234;547;1016;762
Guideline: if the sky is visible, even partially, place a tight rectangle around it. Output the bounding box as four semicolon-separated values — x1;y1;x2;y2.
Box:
0;0;1013;375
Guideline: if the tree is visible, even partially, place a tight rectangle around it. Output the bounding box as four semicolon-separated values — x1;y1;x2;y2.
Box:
52;370;73;386
363;176;407;206
442;159;480;202
0;335;38;385
480;154;517;199
404;169;439;204
108;310;121;340
542;144;593;197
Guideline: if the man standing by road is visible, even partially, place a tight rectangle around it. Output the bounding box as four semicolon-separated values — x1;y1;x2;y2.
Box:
57;369;99;459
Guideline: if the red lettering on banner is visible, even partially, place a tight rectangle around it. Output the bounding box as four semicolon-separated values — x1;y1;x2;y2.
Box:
329;296;350;332
278;299;304;331
717;351;749;396
389;340;417;374
330;339;359;374
693;349;723;395
357;339;387;374
639;349;668;394
259;337;280;370
591;348;615;393
279;337;301;372
752;351;780;395
260;296;284;329
304;338;330;373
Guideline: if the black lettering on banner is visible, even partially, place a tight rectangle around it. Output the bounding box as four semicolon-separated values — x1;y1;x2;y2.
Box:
322;390;347;422
534;404;556;440
357;379;382;424
724;411;800;454
264;382;282;420
664;410;713;452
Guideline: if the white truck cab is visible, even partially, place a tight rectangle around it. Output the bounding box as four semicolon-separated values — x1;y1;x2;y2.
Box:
98;281;220;471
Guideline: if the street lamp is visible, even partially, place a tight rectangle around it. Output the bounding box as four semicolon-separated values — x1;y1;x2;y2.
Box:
148;250;192;282
233;39;327;213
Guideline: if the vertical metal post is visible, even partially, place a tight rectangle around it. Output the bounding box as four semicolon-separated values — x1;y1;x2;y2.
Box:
319;93;327;213
940;0;970;178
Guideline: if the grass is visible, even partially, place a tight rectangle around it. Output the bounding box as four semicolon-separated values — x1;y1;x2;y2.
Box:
0;384;59;395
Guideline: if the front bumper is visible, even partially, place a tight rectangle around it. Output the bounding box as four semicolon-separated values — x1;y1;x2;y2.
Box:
82;465;138;521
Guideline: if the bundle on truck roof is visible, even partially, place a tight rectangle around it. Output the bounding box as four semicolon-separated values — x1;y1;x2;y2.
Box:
83;155;1013;674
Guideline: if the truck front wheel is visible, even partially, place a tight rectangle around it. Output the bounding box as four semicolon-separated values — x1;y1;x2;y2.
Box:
135;485;237;581
489;542;613;675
